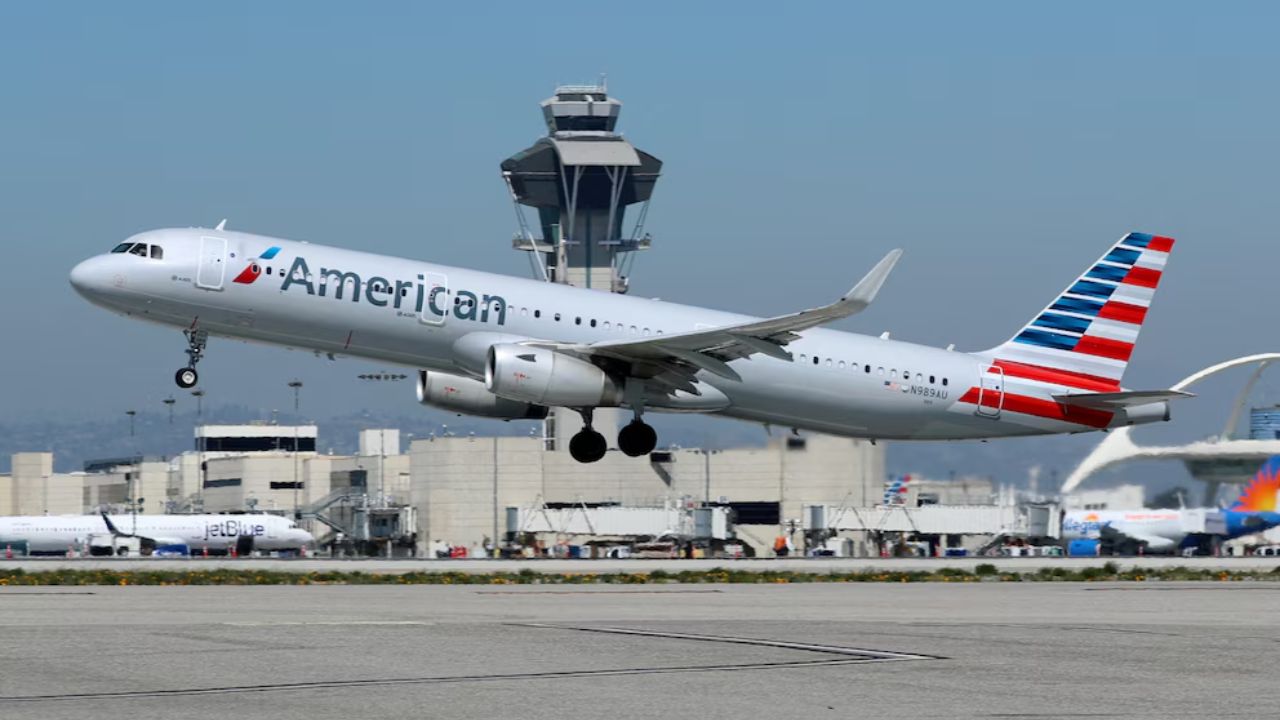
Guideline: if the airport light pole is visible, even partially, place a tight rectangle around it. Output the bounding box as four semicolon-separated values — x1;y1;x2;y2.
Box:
288;379;303;413
125;410;137;437
191;389;205;417
163;396;176;424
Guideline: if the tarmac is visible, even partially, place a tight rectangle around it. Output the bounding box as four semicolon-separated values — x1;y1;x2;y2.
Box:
2;555;1280;573
1;581;1276;719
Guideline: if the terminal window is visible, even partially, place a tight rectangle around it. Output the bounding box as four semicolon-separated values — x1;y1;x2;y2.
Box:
203;478;242;489
198;436;317;453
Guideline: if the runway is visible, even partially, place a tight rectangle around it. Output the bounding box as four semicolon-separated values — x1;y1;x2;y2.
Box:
1;582;1276;719
2;555;1279;573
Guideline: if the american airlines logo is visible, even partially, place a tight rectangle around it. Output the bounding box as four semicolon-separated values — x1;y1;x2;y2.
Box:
279;256;508;325
233;246;281;285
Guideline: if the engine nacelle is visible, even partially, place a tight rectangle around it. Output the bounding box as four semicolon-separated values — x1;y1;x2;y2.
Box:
416;370;548;420
485;344;622;407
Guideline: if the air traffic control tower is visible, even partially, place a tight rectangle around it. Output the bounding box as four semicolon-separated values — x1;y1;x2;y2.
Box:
501;82;663;448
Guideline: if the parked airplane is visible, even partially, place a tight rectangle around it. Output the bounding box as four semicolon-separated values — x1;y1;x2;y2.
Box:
1062;456;1280;552
0;513;313;555
70;227;1189;463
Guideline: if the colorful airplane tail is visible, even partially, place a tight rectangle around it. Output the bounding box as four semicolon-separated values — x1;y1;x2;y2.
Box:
983;232;1174;391
1230;456;1280;512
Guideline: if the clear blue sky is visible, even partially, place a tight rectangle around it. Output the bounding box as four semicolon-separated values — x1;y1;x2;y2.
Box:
2;2;1278;454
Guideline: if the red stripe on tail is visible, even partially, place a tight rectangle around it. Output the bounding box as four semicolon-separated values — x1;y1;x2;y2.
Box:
1097;301;1148;325
1074;336;1134;362
1122;266;1162;288
992;360;1120;392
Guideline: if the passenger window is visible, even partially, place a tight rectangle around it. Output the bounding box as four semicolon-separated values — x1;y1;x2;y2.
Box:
826;359;833;367
838;360;846;369
865;365;871;373
149;245;164;260
521;308;528;317
555;313;561;322
630;325;637;334
877;367;885;376
643;328;650;336
891;369;898;378
812;356;820;365
942;378;949;386
916;373;923;382
799;354;807;362
111;242;132;253
534;310;541;318
603;321;611;330
590;319;597;327
929;375;935;384
575;317;582;325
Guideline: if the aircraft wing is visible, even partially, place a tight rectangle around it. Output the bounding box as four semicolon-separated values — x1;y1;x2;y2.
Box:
1103;523;1177;552
548;249;902;384
100;513;181;547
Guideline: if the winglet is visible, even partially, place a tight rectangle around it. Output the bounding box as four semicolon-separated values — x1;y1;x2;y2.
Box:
215;218;227;231
841;249;902;313
100;512;123;536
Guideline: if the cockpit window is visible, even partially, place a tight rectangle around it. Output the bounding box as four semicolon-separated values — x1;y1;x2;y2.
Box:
111;242;132;253
128;243;148;257
149;245;163;260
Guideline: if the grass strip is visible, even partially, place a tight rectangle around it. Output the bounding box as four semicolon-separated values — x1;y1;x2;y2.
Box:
0;562;1278;586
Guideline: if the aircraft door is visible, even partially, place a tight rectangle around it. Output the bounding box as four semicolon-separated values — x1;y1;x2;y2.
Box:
975;365;1004;419
419;272;448;326
196;236;228;290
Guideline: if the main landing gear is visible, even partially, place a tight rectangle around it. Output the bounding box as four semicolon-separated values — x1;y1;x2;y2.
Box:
175;327;208;389
567;408;659;464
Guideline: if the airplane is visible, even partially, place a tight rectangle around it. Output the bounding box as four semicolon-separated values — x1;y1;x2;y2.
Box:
1062;456;1280;553
70;227;1190;464
0;512;313;556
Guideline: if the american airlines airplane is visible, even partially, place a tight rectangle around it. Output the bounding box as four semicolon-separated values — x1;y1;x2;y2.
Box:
69;227;1188;463
0;513;313;555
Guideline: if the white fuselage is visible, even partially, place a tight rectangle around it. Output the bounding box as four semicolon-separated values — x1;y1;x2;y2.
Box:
0;514;312;553
69;228;1165;440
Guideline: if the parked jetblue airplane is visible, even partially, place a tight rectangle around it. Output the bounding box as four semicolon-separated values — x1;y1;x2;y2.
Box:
0;513;313;555
70;228;1188;463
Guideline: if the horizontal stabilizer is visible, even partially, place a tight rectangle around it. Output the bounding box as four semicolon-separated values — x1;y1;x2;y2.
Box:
1053;390;1194;409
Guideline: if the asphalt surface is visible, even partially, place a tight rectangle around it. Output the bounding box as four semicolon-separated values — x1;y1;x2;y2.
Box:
3;555;1279;573
0;582;1276;719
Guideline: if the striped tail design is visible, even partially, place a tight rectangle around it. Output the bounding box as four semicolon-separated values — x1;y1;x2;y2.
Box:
984;232;1174;390
1230;456;1280;512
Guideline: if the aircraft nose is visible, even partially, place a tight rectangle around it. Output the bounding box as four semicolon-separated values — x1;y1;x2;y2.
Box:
69;256;113;297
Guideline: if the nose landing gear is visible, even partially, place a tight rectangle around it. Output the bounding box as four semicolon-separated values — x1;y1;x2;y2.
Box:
175;327;208;389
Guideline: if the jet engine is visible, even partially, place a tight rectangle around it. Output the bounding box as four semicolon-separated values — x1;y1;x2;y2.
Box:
485;344;622;407
417;370;548;420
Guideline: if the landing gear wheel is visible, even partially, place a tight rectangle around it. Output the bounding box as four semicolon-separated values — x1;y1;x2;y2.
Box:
569;429;608;463
175;367;198;389
618;420;658;457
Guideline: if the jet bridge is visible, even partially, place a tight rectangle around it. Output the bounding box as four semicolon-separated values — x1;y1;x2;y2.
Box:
508;501;731;541
804;502;1062;539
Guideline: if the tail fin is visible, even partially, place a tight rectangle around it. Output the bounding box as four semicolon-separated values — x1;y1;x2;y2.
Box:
984;232;1174;389
1230;456;1280;512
